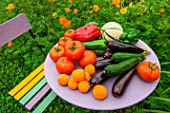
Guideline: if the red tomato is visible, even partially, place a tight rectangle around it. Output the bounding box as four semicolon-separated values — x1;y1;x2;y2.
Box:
58;37;73;47
137;62;160;82
56;57;75;74
64;41;85;60
78;50;97;67
49;46;65;62
64;29;76;39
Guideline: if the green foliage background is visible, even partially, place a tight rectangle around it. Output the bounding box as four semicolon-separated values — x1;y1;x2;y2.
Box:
0;0;170;113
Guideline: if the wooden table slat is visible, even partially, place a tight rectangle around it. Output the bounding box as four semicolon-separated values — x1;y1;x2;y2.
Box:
25;84;51;110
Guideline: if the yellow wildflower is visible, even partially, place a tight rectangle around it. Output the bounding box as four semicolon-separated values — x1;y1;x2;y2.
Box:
129;2;133;8
93;5;100;12
73;9;78;14
6;3;15;11
159;9;165;13
62;20;72;29
49;0;56;3
120;8;127;14
59;16;67;24
65;8;71;12
7;42;13;47
52;12;57;18
68;0;72;3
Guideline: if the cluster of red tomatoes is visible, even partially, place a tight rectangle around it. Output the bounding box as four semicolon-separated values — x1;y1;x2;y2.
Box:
49;29;97;74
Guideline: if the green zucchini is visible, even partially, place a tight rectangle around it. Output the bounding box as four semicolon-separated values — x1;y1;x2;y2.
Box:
111;52;146;62
83;39;107;50
104;57;142;77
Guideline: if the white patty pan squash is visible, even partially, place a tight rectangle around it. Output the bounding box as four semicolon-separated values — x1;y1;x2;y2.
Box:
101;22;124;42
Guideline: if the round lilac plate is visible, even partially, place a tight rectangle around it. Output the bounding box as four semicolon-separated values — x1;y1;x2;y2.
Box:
44;40;160;110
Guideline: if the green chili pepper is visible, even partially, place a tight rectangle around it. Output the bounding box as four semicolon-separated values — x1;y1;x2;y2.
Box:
127;33;138;40
120;32;128;40
123;40;131;44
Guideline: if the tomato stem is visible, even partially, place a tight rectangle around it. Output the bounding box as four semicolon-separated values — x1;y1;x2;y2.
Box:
63;37;68;42
148;62;157;70
70;42;77;50
55;46;61;52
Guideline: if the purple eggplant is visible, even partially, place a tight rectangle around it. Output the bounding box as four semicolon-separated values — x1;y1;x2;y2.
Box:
103;51;113;59
112;68;137;97
90;70;110;87
103;48;116;59
95;59;113;70
108;41;145;53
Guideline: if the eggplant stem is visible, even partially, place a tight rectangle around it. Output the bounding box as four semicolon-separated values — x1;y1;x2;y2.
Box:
142;49;151;55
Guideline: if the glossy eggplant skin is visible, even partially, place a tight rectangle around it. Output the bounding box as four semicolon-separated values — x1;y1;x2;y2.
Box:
112;68;137;97
90;70;110;87
95;59;113;70
103;51;113;59
108;41;144;53
103;48;116;59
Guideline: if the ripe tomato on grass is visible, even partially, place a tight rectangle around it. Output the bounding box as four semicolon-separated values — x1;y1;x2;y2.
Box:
58;37;73;47
64;29;76;39
56;57;75;74
137;62;160;82
50;46;65;62
78;50;97;67
64;41;85;60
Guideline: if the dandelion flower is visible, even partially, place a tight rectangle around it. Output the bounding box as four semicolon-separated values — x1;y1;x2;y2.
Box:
52;12;57;18
73;9;78;14
62;20;72;29
59;16;67;24
120;8;127;15
6;3;15;11
49;0;56;3
129;2;133;8
65;8;71;12
159;9;165;13
93;5;100;12
68;0;72;3
7;42;13;47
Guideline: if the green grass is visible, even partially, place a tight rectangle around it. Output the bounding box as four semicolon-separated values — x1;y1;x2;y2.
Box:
0;0;170;113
